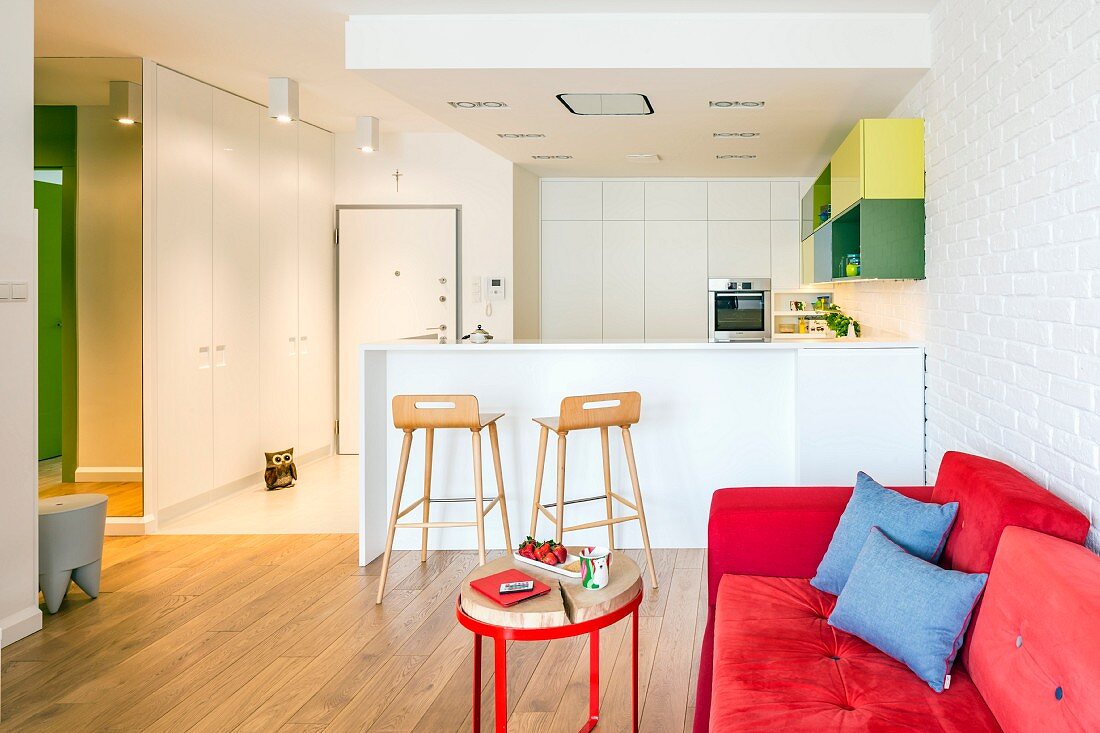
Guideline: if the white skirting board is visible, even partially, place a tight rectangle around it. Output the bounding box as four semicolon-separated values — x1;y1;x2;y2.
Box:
0;605;43;648
106;515;158;536
75;466;144;482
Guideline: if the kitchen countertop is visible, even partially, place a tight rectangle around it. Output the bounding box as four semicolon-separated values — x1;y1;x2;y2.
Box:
360;338;923;351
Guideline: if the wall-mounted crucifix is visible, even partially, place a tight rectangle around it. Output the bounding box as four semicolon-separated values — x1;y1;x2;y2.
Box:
392;169;403;192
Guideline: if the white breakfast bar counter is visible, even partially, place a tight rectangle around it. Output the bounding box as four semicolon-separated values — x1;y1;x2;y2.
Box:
358;339;925;564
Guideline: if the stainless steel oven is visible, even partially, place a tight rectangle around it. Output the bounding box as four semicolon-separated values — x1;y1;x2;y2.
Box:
708;278;772;342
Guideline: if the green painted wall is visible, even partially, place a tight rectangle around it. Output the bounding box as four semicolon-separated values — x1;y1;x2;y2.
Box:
34;106;77;472
35;178;63;459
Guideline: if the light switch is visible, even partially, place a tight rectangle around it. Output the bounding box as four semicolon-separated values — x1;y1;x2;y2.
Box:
0;283;10;300
11;282;29;300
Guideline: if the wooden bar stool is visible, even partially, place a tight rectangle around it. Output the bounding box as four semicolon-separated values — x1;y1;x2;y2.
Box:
529;391;658;589
376;394;513;604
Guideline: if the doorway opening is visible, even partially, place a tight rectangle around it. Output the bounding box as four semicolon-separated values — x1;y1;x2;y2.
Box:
35;58;144;518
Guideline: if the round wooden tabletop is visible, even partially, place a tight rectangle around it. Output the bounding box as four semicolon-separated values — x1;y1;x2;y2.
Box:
459;550;642;629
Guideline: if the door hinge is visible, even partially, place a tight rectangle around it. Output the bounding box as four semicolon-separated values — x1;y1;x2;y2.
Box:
333;228;339;246
334;419;340;434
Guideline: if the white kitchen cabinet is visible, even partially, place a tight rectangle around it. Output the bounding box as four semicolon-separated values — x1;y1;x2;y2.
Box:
602;221;645;339
603;181;644;220
297;123;336;458
541;221;603;339
541;181;603;220
770;220;802;290
644;221;708;339
708;181;771;220
708;220;771;278
796;348;925;485
155;68;214;510
211;89;261;490
259;118;301;452
770;181;800;220
644;182;707;220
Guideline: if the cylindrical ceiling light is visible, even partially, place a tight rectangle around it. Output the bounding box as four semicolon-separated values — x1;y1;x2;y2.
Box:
268;77;299;123
355;116;379;153
109;81;142;125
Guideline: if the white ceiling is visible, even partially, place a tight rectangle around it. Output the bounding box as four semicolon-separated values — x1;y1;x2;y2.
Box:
35;1;936;176
35;57;142;106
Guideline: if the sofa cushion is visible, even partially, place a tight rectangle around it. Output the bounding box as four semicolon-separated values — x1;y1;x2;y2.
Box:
710;573;1001;732
968;527;1100;733
929;452;1090;575
810;472;958;595
829;527;988;692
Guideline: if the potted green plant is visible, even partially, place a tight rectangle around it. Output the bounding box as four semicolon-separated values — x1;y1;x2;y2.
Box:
820;304;861;338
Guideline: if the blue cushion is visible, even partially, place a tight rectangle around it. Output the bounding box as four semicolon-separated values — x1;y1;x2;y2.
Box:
810;472;958;595
828;527;988;692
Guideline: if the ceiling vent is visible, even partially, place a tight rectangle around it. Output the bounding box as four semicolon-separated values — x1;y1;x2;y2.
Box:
557;93;653;116
448;101;509;109
626;153;661;163
709;101;765;109
717;154;758;159
714;132;760;138
497;133;546;139
531;155;573;160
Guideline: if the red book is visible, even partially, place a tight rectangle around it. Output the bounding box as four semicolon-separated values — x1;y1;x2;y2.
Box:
469;569;552;607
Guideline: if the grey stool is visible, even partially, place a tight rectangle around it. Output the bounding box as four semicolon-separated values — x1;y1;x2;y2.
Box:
38;494;108;614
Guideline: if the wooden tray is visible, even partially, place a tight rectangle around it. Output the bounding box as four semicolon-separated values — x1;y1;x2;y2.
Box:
512;552;582;579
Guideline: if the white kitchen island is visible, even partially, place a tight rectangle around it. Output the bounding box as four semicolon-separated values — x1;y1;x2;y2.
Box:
358;340;925;564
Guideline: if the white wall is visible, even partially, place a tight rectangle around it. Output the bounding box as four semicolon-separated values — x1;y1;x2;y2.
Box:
513;165;540;339
0;0;42;646
76;105;143;474
833;0;1100;549
334;131;515;339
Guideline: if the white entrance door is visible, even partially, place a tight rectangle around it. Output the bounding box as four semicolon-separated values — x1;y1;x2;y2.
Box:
337;207;457;454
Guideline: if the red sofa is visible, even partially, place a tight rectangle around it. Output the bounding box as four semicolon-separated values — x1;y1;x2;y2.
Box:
694;451;1093;732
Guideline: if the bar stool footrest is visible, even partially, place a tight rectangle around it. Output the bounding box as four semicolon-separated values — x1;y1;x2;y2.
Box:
541;494;608;509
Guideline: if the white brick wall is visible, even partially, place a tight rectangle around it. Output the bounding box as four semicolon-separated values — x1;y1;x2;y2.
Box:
835;0;1100;550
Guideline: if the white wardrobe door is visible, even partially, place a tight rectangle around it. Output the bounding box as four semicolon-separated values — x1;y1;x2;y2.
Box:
644;182;707;220
770;220;802;290
770;181;800;220
155;68;214;509
708;220;771;278
259;118;300;452
297;124;336;457
603;221;644;340
541;220;602;339
541;181;602;220
707;182;771;220
212;90;261;489
644;221;708;340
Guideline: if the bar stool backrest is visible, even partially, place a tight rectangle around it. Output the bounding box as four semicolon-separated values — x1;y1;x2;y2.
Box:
557;391;641;431
392;394;481;430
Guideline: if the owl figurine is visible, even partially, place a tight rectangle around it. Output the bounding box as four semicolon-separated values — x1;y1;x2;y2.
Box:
264;448;297;490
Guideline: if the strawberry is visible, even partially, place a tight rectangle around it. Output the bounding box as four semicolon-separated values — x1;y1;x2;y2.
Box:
541;550;560;566
552;543;568;563
518;536;536;555
518;545;536;560
535;541;553;560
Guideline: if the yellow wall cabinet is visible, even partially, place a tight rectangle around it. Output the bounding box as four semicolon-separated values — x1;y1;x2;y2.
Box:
800;118;926;285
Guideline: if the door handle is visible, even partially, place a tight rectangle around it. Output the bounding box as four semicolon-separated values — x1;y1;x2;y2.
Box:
288;336;297;357
425;324;447;331
214;345;227;367
198;346;211;370
299;335;309;355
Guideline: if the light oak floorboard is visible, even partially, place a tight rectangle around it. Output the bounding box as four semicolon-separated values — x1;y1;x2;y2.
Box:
0;537;704;733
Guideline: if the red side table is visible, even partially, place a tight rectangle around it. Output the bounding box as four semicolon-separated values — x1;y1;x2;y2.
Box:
456;553;644;732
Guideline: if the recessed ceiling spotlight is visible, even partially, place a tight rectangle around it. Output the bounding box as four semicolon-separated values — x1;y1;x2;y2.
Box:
716;154;758;159
531;155;573;160
448;101;509;109
709;101;766;109
714;132;760;138
497;133;546;139
626;153;661;163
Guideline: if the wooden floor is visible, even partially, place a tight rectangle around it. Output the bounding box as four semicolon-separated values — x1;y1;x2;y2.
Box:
38;457;144;517
0;535;707;733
